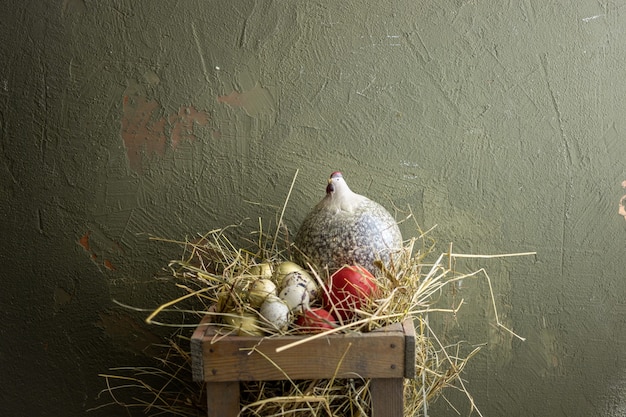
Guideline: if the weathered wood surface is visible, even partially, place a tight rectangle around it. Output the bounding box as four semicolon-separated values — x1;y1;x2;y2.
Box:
190;314;417;417
192;315;411;382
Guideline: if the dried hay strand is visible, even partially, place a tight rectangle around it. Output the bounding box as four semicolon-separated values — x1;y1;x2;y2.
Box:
90;333;206;416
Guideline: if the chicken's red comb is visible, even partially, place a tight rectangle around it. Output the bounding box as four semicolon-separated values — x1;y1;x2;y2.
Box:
330;171;343;178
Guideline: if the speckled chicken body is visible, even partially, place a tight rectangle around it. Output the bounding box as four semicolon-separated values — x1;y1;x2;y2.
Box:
294;172;403;274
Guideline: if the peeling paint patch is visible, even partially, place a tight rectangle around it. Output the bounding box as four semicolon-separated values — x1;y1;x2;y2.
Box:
78;231;117;271
79;230;91;252
218;82;275;117
121;93;210;172
121;95;167;172
619;181;626;220
103;259;116;271
169;105;210;149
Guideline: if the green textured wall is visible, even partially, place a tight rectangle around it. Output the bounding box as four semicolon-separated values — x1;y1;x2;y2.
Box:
2;1;625;416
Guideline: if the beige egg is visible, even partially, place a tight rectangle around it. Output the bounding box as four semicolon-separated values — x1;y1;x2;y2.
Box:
248;262;274;278
222;312;264;336
274;261;308;287
248;278;277;308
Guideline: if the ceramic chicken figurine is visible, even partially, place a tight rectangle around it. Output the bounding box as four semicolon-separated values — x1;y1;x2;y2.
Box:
294;171;403;274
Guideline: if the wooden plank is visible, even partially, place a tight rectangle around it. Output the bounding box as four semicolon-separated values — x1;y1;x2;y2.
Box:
370;378;404;417
206;381;239;417
190;313;414;382
199;328;406;381
191;315;212;382
191;313;413;416
402;319;416;378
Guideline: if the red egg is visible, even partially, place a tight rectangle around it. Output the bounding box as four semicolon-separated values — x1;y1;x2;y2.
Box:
295;307;337;332
322;265;378;321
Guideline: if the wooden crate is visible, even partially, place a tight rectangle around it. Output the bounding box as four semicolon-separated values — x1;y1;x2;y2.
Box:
191;314;416;417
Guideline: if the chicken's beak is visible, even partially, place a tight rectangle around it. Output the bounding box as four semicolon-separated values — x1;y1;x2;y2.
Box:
326;179;335;194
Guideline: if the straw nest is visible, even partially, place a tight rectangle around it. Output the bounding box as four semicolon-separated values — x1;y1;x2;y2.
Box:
93;217;530;417
93;177;531;416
